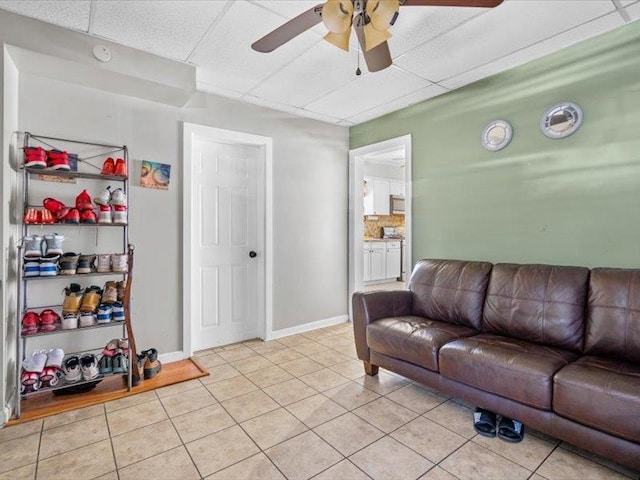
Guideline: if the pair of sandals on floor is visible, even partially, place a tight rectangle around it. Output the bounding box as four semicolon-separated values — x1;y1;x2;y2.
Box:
474;408;524;443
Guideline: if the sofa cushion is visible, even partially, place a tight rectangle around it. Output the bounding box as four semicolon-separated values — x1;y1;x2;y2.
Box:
367;316;477;372
409;259;493;330
482;264;590;352
554;356;640;443
439;333;578;409
586;268;640;363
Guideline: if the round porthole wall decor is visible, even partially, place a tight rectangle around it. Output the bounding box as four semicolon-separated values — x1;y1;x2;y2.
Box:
540;102;583;139
481;120;513;151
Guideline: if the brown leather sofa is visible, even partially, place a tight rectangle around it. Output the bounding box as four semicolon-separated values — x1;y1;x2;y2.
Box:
352;259;640;470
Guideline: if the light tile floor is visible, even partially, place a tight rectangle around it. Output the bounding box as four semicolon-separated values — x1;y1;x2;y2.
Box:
1;323;639;480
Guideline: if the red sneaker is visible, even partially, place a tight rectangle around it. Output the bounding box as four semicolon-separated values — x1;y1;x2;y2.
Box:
76;189;93;210
114;158;127;177
23;208;41;224
24;147;47;168
21;311;40;335
39;309;60;332
47;150;70;170
43;198;69;220
41;210;55;224
101;157;115;175
61;208;80;224
80;209;97;224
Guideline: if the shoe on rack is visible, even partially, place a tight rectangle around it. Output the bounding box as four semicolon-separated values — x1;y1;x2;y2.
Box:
112;302;125;322
22;350;48;384
75;189;93;211
39;254;60;277
96;303;113;324
98;355;113;374
97;205;112;224
112;352;128;374
80;285;102;313
60;208;80;224
102;338;119;357
62;355;82;383
41;348;65;382
24;146;47;168
142;349;162;379
23;257;40;278
94;186;112;207
118;338;129;355
62;283;83;315
41;210;55;224
116;281;126;302
97;254;111;273
110;188;127;207
23;235;44;258
44;233;65;255
62;313;78;330
80;209;97;224
79;311;96;328
101;281;118;304
21;311;40;335
43;197;69;221
59;252;79;275
111;254;128;272
39;309;61;332
77;254;96;274
101;158;115;175
47;150;71;170
80;354;100;380
23;208;41;224
112;205;127;225
114;158;127;177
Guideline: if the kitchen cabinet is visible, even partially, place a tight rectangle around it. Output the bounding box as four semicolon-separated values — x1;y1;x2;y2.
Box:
364;176;400;215
363;241;401;282
389;181;405;196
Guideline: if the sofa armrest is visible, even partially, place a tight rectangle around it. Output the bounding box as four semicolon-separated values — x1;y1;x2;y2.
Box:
352;290;413;363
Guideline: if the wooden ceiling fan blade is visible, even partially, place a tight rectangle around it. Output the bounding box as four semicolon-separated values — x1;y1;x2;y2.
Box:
356;28;392;72
400;0;503;7
252;3;324;53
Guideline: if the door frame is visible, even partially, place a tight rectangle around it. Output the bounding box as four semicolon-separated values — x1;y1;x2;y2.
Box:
348;134;412;318
182;123;273;356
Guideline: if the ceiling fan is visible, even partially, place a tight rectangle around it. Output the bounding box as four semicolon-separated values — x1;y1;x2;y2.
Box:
252;0;504;73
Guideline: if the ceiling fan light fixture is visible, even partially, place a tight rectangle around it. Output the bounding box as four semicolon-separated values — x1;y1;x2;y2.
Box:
363;23;391;51
367;0;400;31
322;0;354;33
324;30;351;51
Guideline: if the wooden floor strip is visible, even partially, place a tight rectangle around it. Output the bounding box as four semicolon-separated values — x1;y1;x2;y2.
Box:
8;357;209;424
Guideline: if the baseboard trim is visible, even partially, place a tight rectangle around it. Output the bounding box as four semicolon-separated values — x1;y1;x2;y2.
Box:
266;314;349;341
158;351;188;363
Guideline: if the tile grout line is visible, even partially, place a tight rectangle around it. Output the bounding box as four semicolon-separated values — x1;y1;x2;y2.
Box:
33;417;44;480
98;403;120;480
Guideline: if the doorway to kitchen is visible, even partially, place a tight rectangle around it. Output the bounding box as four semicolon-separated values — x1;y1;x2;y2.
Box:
348;135;412;317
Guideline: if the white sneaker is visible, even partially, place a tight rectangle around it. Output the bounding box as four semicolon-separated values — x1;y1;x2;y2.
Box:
62;355;82;382
98;205;112;224
79;311;96;328
111;254;128;272
97;254;111;273
23;350;48;373
110;188;127;207
80;354;99;380
62;313;78;330
46;348;65;368
94;186;112;206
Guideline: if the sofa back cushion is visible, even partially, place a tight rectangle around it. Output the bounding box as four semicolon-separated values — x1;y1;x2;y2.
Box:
409;259;493;330
482;264;590;352
585;268;640;363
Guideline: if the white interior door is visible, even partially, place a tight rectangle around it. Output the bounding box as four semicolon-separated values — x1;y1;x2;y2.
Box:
190;135;265;350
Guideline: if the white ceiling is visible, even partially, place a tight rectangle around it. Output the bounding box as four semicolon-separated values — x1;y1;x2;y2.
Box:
0;0;637;126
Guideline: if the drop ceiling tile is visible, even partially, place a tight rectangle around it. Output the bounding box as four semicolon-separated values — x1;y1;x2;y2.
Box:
91;0;228;61
196;79;245;99
240;94;300;114
395;0;617;82
441;11;625;90
306;66;431;119
250;41;359;108
293;108;344;124
346;83;448;124
252;1;331;36
388;6;486;58
627;2;640;19
191;1;322;94
0;0;90;31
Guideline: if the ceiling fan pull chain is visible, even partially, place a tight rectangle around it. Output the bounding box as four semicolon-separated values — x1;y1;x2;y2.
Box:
356;46;362;76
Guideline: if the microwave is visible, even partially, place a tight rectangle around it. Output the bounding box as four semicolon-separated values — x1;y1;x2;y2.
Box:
390;195;405;214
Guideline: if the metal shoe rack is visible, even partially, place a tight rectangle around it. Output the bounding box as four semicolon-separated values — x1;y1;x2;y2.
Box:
14;132;137;419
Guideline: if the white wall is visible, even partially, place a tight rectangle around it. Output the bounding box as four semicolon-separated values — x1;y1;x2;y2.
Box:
363;162;404;180
16;71;348;355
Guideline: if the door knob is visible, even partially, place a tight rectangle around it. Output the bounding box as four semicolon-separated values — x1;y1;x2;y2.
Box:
249;251;257;258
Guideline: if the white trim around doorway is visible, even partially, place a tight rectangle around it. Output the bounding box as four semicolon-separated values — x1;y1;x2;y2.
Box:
348;134;412;319
182;123;274;356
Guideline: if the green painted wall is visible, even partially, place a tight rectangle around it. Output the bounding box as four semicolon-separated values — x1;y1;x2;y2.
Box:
350;21;640;269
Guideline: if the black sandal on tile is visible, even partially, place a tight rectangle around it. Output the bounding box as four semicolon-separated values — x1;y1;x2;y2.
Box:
497;417;524;443
473;408;497;438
